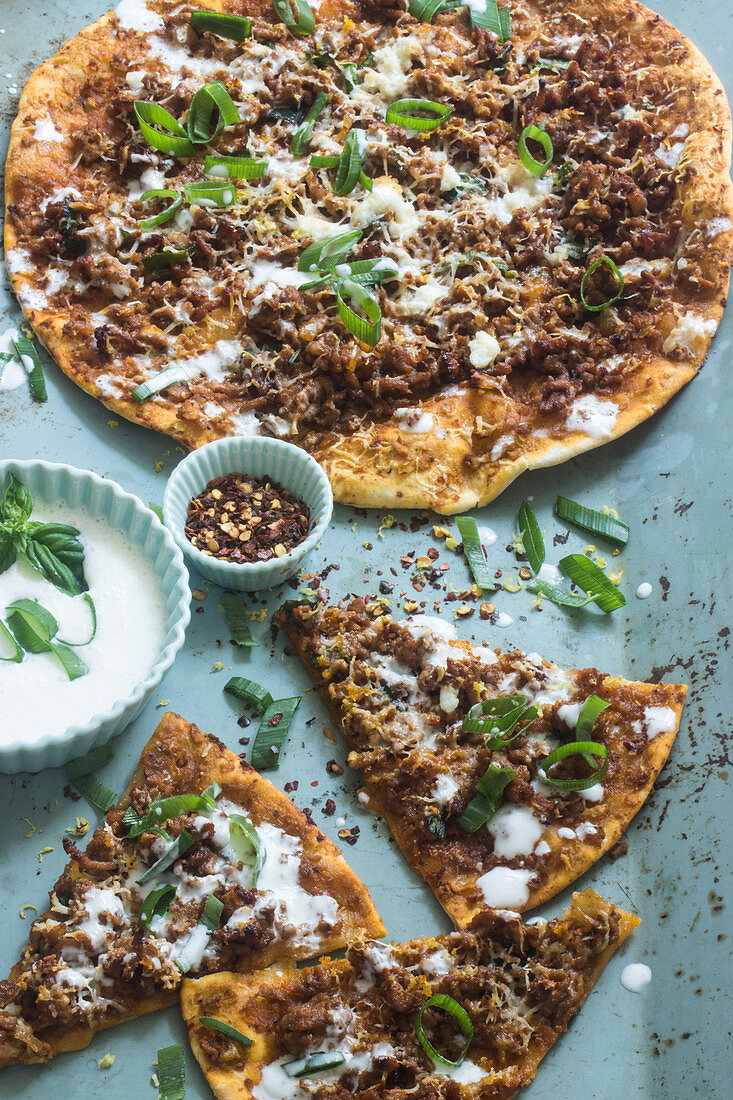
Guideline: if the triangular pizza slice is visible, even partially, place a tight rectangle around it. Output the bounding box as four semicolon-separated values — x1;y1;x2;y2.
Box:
182;889;638;1099
277;599;685;925
0;712;384;1068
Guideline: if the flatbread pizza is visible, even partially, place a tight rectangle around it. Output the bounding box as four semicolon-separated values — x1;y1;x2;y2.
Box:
5;0;733;512
0;712;384;1068
181;889;638;1099
276;598;685;924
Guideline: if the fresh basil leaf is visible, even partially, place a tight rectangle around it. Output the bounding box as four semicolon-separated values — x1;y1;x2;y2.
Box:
1;474;33;528
25;528;88;596
0;531;17;575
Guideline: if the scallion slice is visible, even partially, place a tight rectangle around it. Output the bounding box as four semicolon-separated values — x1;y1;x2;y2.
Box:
142;248;190;273
138;189;184;230
518;124;554;178
527;577;596;608
579;255;624;312
283;1051;346;1078
538;740;609;790
191;9;252;41
198;1016;253;1047
468;0;511;40
200;893;224;930
336;279;381;345
220;593;258;647
333;258;399;286
132;364;195;404
575;695;611;741
291;91;329;156
462;695;539;749
224;677;273;714
124;787;219;838
559;554;626;612
12;337;47;402
334;127;368;196
554;496;629;549
138;883;177;929
228;814;266;886
409;0;451;22
138;829;195;886
457;764;516;832
518;501;544;573
385;98;452;132
134;101;193;157
251;697;301;770
454;516;494;590
187;81;240;144
183;181;237;207
66;741;116;813
0;618;23;662
298;231;362;273
414;993;474;1068
67;741;114;780
205;154;268;179
273;0;315;36
157;1044;186;1100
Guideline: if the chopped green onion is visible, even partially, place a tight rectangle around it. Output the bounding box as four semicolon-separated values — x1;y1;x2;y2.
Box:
385;98;452;132
518;124;554;178
139;883;177;929
183;181;237;207
291;91;329;156
224;677;273;713
220;593;258;647
138;189;184;230
462;695;539;749
176;893;224;973
0;618;23;662
538;740;609;790
554;496;629;549
575;695;611;741
414;993;474;1068
334;127;368;196
124;787;219;838
228;814;265;886
298;231;362;273
57;593;97;647
138;829;195;886
454;516;494;590
200;893;224;930
134;101;194;157
518;501;545;573
336;279;382;345
132;364;195;404
527;577;596;608
187;81;240;144
157;1044;186;1100
340;62;360;92
409;0;451;22
580;255;624;312
251;697;301;770
142;248;190;273
198;1016;253;1047
536;56;571;71
457;764;516;832
273;0;315;37
283;1051;346;1078
559;554;626;612
204;154;268;179
12;337;47;402
66;742;116;812
191;9;252;40
468;0;511;41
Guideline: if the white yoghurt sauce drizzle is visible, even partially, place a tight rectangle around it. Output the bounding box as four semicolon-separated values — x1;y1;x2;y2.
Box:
620;963;653;993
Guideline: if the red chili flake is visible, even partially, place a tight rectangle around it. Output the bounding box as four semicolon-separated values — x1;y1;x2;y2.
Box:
184;473;310;564
427;547;439;561
322;799;336;816
63;784;81;803
268;712;283;727
237;715;250;728
310;780;319;787
284;781;299;792
326;760;344;775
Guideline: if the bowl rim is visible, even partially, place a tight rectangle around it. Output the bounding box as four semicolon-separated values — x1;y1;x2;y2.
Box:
0;458;191;759
162;436;334;578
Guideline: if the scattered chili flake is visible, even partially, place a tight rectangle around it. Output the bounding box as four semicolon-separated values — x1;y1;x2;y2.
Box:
338;826;360;846
284;781;299;792
479;601;496;619
379;580;394;595
518;566;533;581
63;784;81;803
323;799;336;816
237;715;251;729
185;473;310;563
326;760;344;775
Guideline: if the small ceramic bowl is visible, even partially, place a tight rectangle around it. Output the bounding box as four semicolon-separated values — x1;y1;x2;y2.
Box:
0;460;190;775
163;437;333;591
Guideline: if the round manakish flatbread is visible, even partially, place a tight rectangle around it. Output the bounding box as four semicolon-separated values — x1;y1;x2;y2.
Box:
5;0;733;512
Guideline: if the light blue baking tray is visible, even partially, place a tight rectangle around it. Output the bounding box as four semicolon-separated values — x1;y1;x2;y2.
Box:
0;2;731;1096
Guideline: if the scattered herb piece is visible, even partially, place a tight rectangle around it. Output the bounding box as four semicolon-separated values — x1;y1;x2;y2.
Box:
554;496;629;548
580;255;624;312
518;123;553;178
12;337;47;402
454;516;494;590
559;554;626;612
457;764;516;832
221;593;258;647
273;0;315;36
538;740;609;790
191;9;252;40
414;993;474;1068
283;1051;346;1077
385;98;452;132
224;677;273;713
517;501;545;573
198;1016;253;1047
251;697;301;770
156;1043;186;1100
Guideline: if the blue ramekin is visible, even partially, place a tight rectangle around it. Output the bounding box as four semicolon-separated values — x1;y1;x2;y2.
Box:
162;437;334;591
0;459;191;774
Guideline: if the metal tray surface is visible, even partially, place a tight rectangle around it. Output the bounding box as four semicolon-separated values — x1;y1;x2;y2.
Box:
0;2;731;1097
